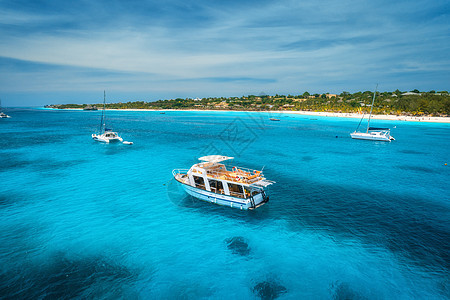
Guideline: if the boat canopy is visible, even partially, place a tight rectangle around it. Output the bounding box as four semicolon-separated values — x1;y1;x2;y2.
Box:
252;180;275;187
368;127;390;131
198;155;234;163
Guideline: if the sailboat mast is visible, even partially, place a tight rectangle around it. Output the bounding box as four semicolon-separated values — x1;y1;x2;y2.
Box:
99;91;106;133
366;84;378;133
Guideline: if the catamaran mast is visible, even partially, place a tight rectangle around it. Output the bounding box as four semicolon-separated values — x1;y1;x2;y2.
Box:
366;84;378;133
99;90;106;133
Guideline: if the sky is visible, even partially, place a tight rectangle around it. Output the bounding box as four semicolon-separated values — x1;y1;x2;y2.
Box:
0;0;449;106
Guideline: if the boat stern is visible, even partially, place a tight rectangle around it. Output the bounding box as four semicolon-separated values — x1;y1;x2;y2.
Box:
248;191;269;210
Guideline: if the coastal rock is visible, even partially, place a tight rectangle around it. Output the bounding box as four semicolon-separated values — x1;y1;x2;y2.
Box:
225;236;250;256
252;281;287;300
331;282;366;300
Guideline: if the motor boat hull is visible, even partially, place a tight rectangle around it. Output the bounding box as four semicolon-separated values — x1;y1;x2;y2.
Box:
180;182;267;210
350;132;393;142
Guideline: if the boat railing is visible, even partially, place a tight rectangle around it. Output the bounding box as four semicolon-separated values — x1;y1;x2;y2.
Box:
194;183;207;190
238;185;265;199
229;191;245;198
172;169;189;177
195;178;263;200
204;165;264;184
223;164;262;175
209;186;226;195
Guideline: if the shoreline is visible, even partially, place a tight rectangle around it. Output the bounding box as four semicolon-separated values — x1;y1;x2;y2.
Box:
48;108;450;123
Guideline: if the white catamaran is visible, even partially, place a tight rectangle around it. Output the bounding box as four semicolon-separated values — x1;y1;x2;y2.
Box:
350;85;395;142
173;155;275;210
92;91;123;143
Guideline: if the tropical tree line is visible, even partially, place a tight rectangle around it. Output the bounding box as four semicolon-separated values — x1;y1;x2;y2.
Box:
46;90;450;116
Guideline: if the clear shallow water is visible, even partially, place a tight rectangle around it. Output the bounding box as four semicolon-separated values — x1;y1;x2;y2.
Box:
0;108;449;299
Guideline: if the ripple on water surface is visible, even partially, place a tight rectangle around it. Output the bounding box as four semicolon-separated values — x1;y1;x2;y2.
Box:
0;109;448;298
0;253;137;298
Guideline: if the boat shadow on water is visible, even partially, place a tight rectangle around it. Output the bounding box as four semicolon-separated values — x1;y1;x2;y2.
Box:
96;143;139;155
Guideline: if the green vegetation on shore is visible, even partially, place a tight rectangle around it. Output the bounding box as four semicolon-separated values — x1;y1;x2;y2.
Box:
46;90;450;116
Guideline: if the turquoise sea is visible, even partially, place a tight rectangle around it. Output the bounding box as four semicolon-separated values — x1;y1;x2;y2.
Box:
0;107;449;299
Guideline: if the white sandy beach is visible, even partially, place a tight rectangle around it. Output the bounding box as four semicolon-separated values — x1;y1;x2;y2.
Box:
270;110;450;123
51;108;450;123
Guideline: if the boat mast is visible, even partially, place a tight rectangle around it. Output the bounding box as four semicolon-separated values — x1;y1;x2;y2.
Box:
99;90;106;133
366;84;378;133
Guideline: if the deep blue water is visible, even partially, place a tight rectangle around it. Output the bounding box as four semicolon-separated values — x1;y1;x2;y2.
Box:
0;107;449;299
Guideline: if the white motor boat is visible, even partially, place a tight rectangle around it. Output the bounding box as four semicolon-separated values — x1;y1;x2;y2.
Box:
173;155;275;210
351;84;395;142
92;91;124;143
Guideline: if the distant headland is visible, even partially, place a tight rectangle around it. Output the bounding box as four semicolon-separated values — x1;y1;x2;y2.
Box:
45;90;450;120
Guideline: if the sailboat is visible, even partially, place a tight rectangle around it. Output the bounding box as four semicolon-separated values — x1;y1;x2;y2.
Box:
92;91;123;143
350;85;395;142
0;99;11;118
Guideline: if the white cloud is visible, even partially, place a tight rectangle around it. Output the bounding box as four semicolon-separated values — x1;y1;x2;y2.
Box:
0;0;448;104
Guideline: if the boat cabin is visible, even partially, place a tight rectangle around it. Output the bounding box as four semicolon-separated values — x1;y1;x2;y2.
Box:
104;131;119;138
185;155;272;199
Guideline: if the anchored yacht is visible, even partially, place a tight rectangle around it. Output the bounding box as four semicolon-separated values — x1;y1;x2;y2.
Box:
351;84;395;142
92;91;124;143
173;155;275;210
0;99;10;118
350;127;394;141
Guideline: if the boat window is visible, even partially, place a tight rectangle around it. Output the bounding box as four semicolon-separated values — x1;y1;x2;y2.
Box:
228;183;244;197
208;179;223;193
193;176;205;188
245;187;256;196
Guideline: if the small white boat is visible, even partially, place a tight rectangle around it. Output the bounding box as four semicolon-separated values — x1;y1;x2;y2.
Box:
351;84;394;142
173;155;275;210
92;130;123;143
0;99;11;118
123;141;133;145
92;91;124;143
351;128;395;141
